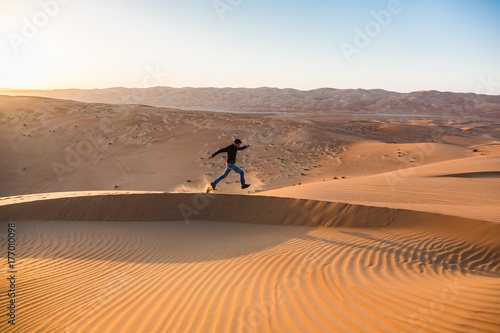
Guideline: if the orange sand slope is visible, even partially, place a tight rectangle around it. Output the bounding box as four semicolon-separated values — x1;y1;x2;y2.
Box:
1;192;499;332
262;155;500;223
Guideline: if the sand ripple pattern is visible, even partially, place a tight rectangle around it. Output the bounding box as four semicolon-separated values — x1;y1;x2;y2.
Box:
1;219;499;333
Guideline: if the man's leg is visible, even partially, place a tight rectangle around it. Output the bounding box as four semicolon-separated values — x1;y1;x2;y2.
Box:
228;164;245;187
214;165;232;185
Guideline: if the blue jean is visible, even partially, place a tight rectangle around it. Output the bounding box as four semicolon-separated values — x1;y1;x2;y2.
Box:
214;163;245;186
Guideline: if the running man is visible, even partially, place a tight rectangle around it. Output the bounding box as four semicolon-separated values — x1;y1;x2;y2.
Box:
208;139;251;190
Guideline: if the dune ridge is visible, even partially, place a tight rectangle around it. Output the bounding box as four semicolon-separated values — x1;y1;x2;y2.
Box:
2;87;500;118
1;191;499;234
261;155;500;223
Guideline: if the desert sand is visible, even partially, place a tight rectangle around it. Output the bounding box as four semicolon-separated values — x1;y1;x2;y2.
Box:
1;94;499;196
1;91;499;332
1;192;499;332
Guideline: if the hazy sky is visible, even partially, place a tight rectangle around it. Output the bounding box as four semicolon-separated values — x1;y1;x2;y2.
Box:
1;0;500;94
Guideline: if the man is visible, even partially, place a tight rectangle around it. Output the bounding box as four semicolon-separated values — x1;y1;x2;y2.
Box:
208;139;251;190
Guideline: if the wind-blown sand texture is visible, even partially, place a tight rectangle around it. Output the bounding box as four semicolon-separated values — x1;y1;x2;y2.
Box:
1;192;499;332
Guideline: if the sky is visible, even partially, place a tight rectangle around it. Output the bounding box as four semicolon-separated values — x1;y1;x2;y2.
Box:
1;0;500;94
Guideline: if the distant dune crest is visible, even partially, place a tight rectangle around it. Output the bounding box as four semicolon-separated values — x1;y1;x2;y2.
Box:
2;87;500;117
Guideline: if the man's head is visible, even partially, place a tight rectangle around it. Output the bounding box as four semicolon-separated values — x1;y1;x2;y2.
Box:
234;139;242;147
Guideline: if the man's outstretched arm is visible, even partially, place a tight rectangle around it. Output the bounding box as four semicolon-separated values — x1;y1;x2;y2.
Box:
238;144;250;150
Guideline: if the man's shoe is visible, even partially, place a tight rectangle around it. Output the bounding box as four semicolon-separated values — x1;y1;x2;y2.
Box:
211;182;216;190
241;184;250;189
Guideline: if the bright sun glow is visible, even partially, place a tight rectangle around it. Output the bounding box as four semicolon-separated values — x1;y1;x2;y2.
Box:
1;0;500;93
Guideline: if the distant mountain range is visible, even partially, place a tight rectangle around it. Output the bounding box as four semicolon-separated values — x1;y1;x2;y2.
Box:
2;87;500;118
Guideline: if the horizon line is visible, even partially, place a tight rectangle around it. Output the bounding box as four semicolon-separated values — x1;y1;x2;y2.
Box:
1;86;498;97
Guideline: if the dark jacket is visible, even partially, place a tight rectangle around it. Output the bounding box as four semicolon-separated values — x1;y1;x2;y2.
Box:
212;144;248;164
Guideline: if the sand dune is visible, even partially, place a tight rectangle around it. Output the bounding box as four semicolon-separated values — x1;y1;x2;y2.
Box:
1;192;500;332
1;95;499;197
1;93;499;332
262;155;500;223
